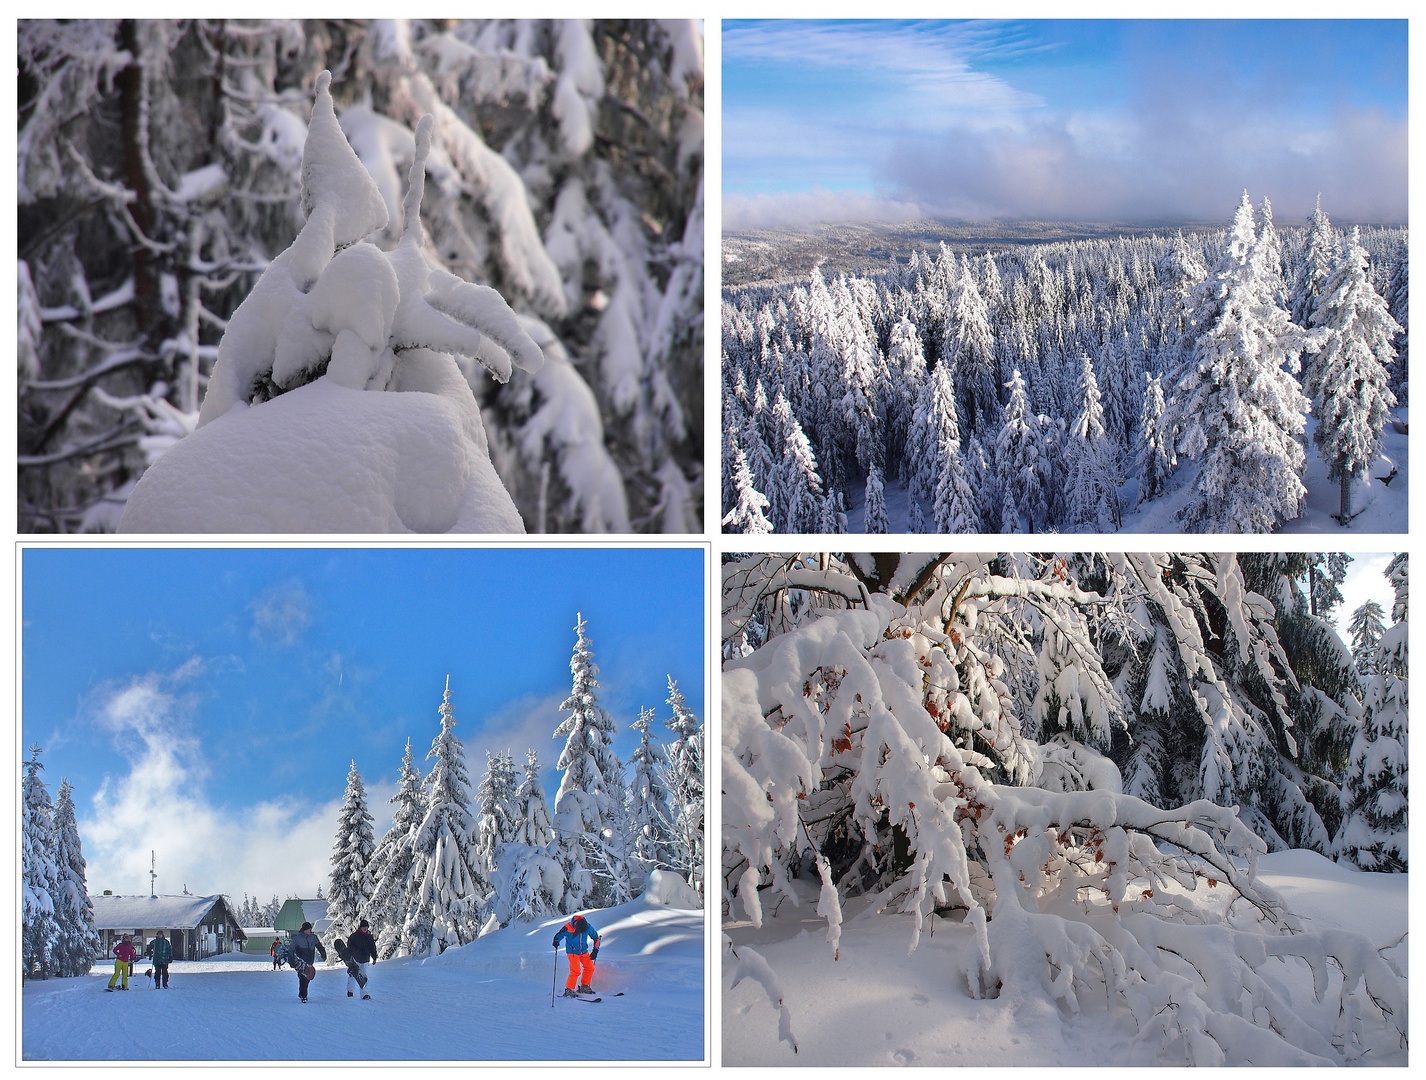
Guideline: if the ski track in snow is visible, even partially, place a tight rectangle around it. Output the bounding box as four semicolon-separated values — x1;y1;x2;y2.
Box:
724;850;1408;1066
24;895;705;1061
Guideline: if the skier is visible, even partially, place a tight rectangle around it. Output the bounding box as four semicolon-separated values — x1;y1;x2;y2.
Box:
346;918;376;999
106;934;137;991
287;921;327;1003
552;914;601;997
146;929;173;989
270;940;280;970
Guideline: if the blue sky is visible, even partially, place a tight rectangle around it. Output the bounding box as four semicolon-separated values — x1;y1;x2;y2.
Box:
723;19;1407;228
22;546;705;904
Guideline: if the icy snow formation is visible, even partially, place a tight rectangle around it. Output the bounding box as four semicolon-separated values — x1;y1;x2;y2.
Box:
119;71;543;533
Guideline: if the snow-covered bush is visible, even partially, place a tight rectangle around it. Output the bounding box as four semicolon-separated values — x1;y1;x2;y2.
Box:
722;553;1406;1063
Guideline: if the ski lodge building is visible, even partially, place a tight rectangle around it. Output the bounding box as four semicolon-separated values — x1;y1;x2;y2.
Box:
273;898;332;939
91;893;245;960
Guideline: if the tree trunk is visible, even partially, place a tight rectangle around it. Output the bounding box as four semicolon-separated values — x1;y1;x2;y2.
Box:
1338;455;1353;524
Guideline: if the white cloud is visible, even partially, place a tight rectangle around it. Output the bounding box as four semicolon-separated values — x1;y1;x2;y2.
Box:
78;662;350;904
250;579;311;647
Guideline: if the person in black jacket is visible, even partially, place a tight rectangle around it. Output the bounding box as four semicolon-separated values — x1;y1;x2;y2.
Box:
345;918;376;999
288;921;327;1003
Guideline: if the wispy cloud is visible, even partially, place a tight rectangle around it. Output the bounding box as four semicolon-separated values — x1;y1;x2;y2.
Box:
250;579;311;647
79;661;347;902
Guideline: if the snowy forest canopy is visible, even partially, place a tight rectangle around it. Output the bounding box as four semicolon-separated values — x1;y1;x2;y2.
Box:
19;19;703;533
721;195;1407;534
723;552;1407;1063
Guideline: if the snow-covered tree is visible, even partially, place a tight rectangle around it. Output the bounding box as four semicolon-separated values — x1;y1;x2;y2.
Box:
863;467;889;533
22;746;62;979
475;750;520;885
1348;600;1386;677
924;362;978;534
722;445;773;534
1335;557;1407;873
513;748;556;850
328;760;377;937
1290;194;1337;328
368;738;424;957
1162;192;1310;532
627;707;675;881
50;779;101;978
554;614;634;909
993;369;1049;532
1133;372;1172;507
722;553;1405;1063
407;678;486;953
660;676;704;896
1063;354;1120;531
1303;228;1399;523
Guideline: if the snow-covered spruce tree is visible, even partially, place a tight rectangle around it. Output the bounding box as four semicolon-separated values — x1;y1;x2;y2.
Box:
1349;600;1387;677
722;445;773;534
863;467;889;534
50;779;102;977
1334;559;1407;872
1161;192;1311;532
627;707;675;882
328;760;376;937
486;748;565;928
22;20;702;534
119;73;544;532
368;738;424;958
993;369;1050;533
514;748;556;850
1063;353;1120;531
722;553;1405;1063
553;614;635;910
474;750;520;888
1384;236;1408;400
1133;372;1171;507
1303;227;1400;524
1290;194;1337;329
407;676;487;953
660;676;705;896
22;746;62;979
927;363;979;534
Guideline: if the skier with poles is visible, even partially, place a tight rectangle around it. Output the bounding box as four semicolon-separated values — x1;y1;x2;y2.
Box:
105;934;137;991
552;914;600;999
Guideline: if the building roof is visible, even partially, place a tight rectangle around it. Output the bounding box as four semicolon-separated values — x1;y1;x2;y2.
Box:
275;898;332;934
92;894;231;931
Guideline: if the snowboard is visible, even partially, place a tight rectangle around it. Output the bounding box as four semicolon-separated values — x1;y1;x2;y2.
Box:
332;943;369;989
278;944;317;982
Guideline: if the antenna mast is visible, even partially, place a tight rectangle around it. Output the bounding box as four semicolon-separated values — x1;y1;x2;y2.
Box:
150;851;157;898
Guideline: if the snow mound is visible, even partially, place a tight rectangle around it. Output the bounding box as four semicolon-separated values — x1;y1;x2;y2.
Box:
642;869;702;910
119;374;522;533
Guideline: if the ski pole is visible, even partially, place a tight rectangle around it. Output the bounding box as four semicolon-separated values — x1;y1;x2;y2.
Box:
551;945;558;1008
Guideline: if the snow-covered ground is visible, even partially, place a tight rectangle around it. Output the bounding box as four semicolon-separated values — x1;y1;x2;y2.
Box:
844;406;1407;534
724;850;1407;1066
24;890;705;1061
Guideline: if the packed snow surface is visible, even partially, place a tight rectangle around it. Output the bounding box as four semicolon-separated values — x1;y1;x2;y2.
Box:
724;850;1406;1066
24;890;705;1061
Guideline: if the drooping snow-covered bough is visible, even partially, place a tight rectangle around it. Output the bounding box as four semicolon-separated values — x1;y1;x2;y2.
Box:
119;70;544;533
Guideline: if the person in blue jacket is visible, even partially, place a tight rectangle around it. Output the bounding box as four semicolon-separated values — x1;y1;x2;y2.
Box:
552;914;601;996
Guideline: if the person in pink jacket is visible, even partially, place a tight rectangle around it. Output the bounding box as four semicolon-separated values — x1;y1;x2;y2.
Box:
106;935;137;991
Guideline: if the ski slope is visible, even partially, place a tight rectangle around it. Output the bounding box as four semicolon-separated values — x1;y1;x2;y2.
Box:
724;850;1407;1066
24;886;705;1062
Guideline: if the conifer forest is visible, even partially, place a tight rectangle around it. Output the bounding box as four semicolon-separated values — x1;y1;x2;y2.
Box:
721;197;1407;534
